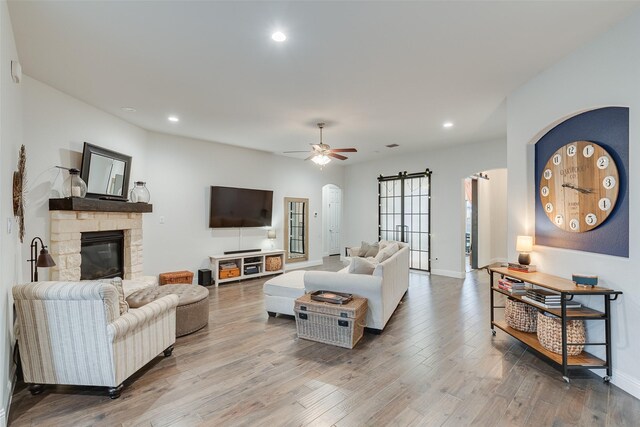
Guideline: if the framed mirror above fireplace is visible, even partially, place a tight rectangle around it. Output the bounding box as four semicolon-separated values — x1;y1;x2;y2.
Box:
80;142;132;200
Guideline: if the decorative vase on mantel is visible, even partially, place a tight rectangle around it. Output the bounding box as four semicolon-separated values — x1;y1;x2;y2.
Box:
130;181;151;203
62;168;87;198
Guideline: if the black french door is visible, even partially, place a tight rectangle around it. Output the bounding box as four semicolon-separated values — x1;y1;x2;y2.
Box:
378;170;431;271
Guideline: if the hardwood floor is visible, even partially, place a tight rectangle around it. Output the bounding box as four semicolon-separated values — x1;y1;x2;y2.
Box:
9;257;640;426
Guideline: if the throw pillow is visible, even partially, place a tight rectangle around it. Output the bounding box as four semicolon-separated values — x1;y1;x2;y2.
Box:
374;242;400;263
348;257;377;275
358;241;372;257
111;277;129;315
379;240;391;250
364;242;379;258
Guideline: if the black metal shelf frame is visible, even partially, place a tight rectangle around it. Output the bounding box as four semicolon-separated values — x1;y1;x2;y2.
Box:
489;269;622;383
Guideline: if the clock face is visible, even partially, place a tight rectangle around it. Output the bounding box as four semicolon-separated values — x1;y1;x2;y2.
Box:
539;141;619;232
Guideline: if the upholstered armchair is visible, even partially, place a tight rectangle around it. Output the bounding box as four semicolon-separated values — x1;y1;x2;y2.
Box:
13;280;179;399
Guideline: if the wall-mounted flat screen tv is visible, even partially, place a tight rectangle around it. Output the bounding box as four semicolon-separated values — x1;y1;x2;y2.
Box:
209;186;273;228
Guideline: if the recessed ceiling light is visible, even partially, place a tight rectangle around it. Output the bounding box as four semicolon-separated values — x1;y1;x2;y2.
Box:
168;116;179;122
443;121;454;128
271;31;287;42
121;107;136;112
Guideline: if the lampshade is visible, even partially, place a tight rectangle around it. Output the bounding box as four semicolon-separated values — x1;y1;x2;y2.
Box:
311;155;331;166
516;235;533;253
36;247;56;267
267;229;276;240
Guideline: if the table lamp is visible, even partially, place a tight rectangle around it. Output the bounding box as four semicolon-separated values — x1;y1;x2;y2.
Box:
516;235;533;266
267;229;276;249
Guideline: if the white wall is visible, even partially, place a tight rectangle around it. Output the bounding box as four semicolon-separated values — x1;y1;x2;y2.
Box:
143;132;344;277
343;139;506;278
21;75;148;281
0;1;22;422
477;168;508;267
507;10;640;398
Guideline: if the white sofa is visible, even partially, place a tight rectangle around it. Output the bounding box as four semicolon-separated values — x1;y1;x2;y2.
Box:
263;242;409;332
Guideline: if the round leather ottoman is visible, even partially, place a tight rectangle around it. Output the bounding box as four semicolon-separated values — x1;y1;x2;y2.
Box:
127;285;209;337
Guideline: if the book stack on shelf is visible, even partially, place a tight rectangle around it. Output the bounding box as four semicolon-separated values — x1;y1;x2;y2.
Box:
507;262;537;273
522;288;581;310
497;278;527;295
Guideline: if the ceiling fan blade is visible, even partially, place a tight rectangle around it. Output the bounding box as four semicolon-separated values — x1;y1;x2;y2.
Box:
283;150;312;154
304;154;316;161
328;152;348;161
330;148;357;153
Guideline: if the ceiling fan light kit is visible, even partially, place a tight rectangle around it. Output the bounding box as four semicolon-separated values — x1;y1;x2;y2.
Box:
311;154;331;166
284;122;357;166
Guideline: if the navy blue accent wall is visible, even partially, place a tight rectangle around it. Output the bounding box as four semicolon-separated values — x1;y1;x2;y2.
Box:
534;107;629;257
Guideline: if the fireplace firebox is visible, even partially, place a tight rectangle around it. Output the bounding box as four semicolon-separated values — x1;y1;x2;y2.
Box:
80;230;124;280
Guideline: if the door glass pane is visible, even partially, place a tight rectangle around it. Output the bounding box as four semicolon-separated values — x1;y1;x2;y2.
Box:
420;253;429;268
420;214;428;232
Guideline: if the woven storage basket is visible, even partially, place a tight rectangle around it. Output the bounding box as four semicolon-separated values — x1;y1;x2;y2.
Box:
294;294;367;349
536;312;585;356
505;298;537;332
159;270;194;285
265;256;282;271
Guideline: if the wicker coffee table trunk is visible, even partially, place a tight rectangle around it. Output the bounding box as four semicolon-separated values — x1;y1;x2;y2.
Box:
294;294;367;349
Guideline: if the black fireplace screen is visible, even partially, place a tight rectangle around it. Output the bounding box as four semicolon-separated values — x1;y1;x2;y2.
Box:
80;230;124;280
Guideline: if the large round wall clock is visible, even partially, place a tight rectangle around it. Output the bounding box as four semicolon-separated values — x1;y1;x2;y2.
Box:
539;140;619;233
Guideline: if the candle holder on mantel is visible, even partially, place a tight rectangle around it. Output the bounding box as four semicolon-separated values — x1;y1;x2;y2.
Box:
62;168;87;198
130;181;151;203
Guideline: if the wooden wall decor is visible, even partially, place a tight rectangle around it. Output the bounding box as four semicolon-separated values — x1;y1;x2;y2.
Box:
534;107;629;257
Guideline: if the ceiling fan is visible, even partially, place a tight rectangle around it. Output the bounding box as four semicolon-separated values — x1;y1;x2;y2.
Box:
284;123;357;165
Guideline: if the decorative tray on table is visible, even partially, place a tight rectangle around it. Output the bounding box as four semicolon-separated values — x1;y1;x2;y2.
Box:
310;290;353;305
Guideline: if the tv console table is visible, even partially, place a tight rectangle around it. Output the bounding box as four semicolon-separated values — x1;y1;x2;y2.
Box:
210;249;285;286
489;266;621;383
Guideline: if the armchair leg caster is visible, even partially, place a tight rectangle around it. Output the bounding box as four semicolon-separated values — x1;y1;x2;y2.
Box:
108;384;123;399
29;384;44;396
267;311;276;317
163;345;174;357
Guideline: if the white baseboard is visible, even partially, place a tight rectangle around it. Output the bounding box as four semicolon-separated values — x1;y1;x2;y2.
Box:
489;257;508;265
285;259;324;271
611;369;640;400
1;362;16;427
431;269;465;279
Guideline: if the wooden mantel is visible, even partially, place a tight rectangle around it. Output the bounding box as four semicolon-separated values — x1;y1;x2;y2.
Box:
49;197;153;213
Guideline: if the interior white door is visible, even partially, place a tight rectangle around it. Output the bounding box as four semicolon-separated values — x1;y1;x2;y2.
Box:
328;187;341;255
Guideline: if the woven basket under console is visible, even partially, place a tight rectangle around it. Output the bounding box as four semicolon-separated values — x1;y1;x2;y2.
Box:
265;256;282;271
536;312;585;356
505;297;537;333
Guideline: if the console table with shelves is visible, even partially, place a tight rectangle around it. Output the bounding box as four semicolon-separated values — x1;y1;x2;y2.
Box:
210;249;285;286
489;266;622;383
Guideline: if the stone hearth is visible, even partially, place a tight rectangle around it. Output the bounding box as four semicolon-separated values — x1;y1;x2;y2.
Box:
49;211;143;281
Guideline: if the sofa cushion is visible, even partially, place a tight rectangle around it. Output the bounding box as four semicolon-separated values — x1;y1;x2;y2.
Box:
359;241;379;257
107;277;129;315
348;257;377;275
374;242;400;263
263;270;306;299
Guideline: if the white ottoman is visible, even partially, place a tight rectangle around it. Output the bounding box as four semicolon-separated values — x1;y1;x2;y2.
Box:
263;270;306;317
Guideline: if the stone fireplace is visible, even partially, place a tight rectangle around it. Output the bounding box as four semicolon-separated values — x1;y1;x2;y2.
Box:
49;210;144;281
